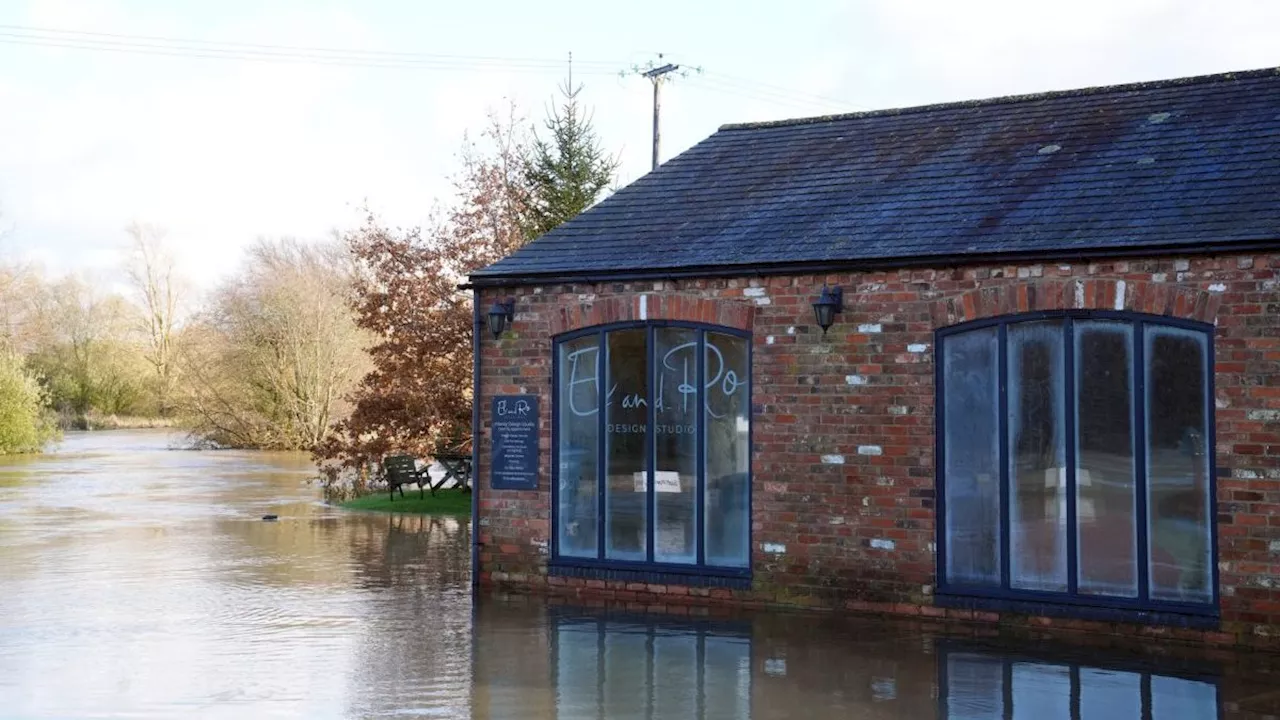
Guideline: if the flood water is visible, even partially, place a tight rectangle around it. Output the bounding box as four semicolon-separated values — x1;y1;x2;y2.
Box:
1;431;1278;718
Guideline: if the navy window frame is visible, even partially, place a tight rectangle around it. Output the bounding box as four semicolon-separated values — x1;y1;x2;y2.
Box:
935;310;1219;619
550;320;752;580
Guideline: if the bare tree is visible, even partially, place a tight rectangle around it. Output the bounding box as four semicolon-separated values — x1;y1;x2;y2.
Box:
178;238;370;450
0;262;40;353
125;221;181;416
26;274;145;420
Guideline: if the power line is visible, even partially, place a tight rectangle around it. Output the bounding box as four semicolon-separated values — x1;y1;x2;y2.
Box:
687;76;851;113
701;70;866;110
0;25;625;72
619;51;862;112
0;24;623;66
0;36;616;72
0;23;867;113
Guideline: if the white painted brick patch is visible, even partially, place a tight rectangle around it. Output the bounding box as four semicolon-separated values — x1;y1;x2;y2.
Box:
858;445;882;456
821;454;846;465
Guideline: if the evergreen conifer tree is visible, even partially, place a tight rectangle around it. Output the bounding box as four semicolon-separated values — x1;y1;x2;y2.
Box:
522;77;619;238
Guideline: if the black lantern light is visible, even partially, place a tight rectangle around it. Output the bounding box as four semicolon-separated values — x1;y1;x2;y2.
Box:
487;299;515;339
811;284;844;336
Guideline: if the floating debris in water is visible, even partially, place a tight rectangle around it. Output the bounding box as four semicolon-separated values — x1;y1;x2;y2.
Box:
262;515;278;521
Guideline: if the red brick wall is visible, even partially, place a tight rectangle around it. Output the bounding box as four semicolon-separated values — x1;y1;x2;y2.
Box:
475;252;1280;647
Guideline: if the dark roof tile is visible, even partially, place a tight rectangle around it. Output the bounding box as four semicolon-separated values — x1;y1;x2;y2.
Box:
474;68;1280;282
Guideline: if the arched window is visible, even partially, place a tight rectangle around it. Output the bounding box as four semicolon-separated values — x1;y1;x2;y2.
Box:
553;323;751;577
937;312;1216;615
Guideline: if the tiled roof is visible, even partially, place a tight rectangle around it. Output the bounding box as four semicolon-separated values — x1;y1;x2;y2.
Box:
473;68;1280;284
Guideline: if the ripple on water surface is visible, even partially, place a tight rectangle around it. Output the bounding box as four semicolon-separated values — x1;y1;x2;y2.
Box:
0;431;1278;719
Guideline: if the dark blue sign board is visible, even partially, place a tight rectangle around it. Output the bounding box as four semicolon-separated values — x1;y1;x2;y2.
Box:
491;395;539;490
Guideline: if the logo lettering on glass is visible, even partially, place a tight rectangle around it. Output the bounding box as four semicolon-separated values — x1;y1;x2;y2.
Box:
567;337;745;420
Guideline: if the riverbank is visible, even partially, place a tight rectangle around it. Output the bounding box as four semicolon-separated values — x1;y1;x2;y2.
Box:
58;413;181;431
338;488;470;515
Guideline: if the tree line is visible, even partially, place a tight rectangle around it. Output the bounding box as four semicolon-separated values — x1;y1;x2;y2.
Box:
0;78;617;466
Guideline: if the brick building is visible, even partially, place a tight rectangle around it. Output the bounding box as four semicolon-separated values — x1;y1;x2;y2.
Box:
466;68;1280;647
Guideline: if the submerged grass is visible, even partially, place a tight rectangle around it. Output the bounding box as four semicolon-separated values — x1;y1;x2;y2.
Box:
338;488;471;515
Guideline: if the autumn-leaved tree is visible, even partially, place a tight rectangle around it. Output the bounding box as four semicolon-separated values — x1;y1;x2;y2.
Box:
315;109;533;488
521;78;619;237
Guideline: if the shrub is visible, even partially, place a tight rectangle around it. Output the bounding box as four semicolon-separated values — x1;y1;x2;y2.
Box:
0;352;58;454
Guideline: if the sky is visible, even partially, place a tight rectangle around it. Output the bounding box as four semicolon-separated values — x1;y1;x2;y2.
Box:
1;0;1278;292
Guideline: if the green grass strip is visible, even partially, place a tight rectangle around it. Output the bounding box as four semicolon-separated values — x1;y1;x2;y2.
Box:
338;488;471;515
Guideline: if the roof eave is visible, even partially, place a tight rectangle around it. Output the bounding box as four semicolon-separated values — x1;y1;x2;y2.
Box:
464;238;1280;289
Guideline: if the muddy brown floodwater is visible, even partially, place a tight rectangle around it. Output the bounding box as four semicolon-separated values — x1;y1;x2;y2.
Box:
1;431;1278;719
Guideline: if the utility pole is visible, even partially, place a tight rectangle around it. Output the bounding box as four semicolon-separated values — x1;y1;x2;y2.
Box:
641;57;680;171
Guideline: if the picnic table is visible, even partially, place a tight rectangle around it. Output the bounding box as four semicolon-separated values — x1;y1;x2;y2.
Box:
433;451;473;494
382;452;472;501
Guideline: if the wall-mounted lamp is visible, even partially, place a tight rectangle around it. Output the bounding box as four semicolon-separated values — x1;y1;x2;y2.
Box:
811;284;844;336
487;299;515;339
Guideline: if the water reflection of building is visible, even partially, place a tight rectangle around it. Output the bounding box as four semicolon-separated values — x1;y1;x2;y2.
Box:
471;604;751;719
940;646;1220;720
549;613;752;718
471;600;1239;719
471;603;943;719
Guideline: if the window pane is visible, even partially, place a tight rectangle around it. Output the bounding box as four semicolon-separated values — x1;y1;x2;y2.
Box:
943;327;1001;586
554;622;601;716
651;632;698;717
1075;322;1138;597
703;636;751;718
605;329;648;561
557;336;600;558
945;654;1003;720
653;328;698;564
1150;675;1218;719
1146;326;1212;604
1079;668;1142;720
1009;321;1067;592
1010;662;1070;720
602;629;649;716
705;332;750;568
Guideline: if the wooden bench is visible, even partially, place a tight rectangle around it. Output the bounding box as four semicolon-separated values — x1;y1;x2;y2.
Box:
383;453;473;500
383;455;427;501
